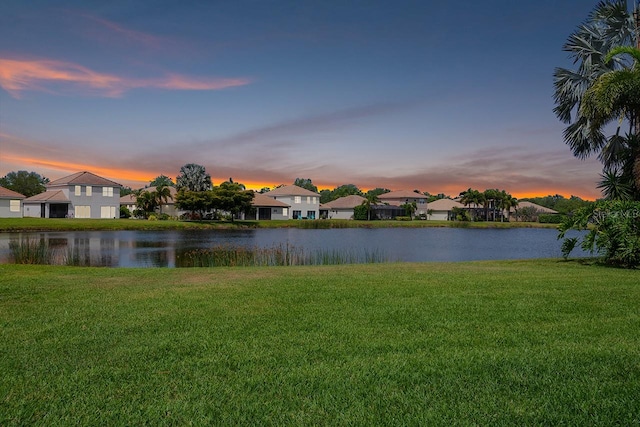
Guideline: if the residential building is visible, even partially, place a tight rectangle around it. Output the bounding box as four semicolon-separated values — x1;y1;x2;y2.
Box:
377;190;429;217
264;185;320;219
512;201;559;222
246;193;290;220
23;171;122;219
0;186;25;218
323;195;366;219
426;198;465;221
120;186;184;217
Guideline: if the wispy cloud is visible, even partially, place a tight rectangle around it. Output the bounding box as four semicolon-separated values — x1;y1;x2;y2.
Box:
81;15;165;49
0;57;251;98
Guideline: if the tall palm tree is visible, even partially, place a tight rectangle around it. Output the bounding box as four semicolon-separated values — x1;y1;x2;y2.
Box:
361;193;380;221
153;185;172;215
597;168;634;199
459;188;484;220
500;191;518;222
554;0;639;197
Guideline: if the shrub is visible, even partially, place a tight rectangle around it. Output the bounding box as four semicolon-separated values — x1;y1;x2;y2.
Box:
120;206;131;219
538;214;565;224
148;214;158;221
395;216;412;221
353;205;369;220
558;200;640;268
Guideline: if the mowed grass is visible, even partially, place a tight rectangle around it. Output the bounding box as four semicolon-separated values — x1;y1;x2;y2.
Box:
1;260;639;425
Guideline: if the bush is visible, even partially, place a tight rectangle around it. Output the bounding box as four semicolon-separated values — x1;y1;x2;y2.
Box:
558;200;640;268
353;205;368;220
148;214;158;221
395;216;412;221
120;206;131;219
538;214;565;223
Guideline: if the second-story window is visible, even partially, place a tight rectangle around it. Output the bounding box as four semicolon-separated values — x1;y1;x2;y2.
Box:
86;186;92;196
102;187;113;197
75;185;81;196
294;196;301;203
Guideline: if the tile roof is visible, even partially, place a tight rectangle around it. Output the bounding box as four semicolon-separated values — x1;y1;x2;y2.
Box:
48;171;122;187
427;198;464;210
378;190;428;200
324;195;366;209
252;193;290;207
266;185;319;197
23;190;69;202
514;201;559;214
0;186;26;199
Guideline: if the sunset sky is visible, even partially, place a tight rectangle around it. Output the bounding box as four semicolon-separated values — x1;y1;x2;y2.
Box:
1;1;606;199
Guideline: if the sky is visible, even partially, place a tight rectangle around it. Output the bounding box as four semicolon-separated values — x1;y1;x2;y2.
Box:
0;0;608;199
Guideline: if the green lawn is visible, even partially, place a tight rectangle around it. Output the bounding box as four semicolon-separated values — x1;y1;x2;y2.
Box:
0;217;557;232
1;260;639;425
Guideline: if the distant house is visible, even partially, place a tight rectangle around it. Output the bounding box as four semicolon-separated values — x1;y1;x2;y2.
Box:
377;190;429;218
323;195;366;219
120;186;183;217
246;193;290;220
23;171;122;219
0;186;25;218
427;198;465;221
513;201;559;222
264;185;320;219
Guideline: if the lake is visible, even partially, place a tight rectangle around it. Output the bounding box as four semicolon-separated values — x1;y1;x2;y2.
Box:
0;228;589;267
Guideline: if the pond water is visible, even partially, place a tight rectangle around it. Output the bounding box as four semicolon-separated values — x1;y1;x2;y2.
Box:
0;228;589;267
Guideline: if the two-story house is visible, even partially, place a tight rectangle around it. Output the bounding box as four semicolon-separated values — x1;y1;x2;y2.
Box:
264;185;320;219
23;171;122;219
377;190;429;218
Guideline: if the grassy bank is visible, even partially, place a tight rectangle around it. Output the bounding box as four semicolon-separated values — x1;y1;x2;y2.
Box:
0;217;557;232
1;260;638;425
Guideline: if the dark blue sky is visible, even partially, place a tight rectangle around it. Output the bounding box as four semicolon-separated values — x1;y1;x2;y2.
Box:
0;0;605;198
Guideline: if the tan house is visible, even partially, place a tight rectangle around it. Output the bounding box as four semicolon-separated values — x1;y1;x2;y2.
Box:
323;195;366;219
378;190;429;217
426;198;465;221
0;186;25;218
264;185;320;219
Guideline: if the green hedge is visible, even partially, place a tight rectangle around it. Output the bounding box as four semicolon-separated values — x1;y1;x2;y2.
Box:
538;214;565;224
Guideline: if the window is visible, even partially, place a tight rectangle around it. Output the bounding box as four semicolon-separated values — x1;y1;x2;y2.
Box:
312;197;317;204
9;200;20;212
282;208;288;216
307;210;316;219
293;210;302;219
307;196;310;203
75;185;81;196
101;206;116;218
86;186;92;196
294;196;301;204
75;206;91;218
102;187;113;197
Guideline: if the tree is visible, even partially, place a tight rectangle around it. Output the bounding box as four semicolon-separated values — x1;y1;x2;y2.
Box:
459;188;484;220
175;189;213;219
361;193;380;221
554;1;640;198
293;178;318;193
210;182;254;221
153;185;172;215
150;175;175;187
597;168;633;199
500;191;518;222
176;163;212;192
0;170;49;197
366;188;391;198
133;189;158;218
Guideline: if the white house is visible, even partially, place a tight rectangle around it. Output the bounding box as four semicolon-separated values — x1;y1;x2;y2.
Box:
246;193;291;220
0;186;25;218
23;171;122;219
264;185;320;219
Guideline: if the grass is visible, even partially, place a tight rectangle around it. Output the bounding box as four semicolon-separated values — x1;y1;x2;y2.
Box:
0;217;558;232
1;259;639;425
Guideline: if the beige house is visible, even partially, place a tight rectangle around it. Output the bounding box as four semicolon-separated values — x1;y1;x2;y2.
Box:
120;186;183;217
0;186;25;218
512;201;559;222
247;193;290;220
323;195;366;219
378;190;429;217
427;198;465;221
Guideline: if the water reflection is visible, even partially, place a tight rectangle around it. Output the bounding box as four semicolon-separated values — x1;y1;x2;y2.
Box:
0;228;588;268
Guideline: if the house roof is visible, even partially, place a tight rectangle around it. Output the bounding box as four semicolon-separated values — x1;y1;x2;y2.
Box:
120;194;136;204
324;195;366;209
427;198;464;211
266;185;319;197
0;186;25;199
24;190;69;202
378;190;428;200
48;171;122;188
514;201;559;214
252;193;290;207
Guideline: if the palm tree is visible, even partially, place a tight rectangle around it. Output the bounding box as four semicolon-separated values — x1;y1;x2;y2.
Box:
361;193;380;221
597;168;634;199
153;185;172;215
554;1;639;197
500;191;518;222
459;188;484;220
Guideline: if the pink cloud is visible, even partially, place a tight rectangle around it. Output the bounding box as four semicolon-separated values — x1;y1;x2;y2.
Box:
0;57;251;98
